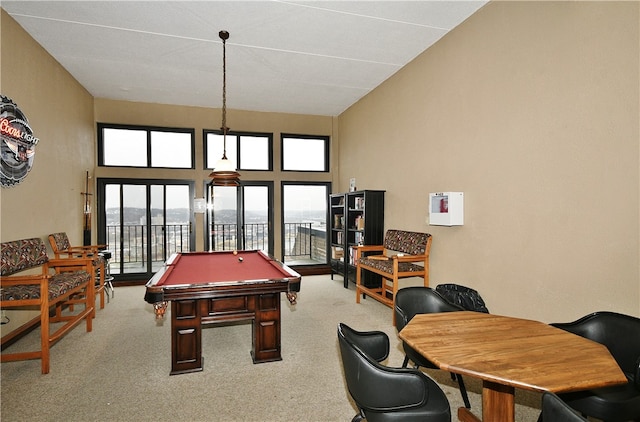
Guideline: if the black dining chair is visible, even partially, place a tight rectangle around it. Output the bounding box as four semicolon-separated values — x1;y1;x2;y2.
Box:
435;283;489;313
394;286;471;409
539;392;588;422
551;311;640;422
337;323;451;422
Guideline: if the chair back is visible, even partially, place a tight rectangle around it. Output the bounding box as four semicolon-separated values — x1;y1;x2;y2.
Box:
1;238;49;276
435;283;489;313
552;311;640;379
338;323;389;363
394;287;464;331
48;232;71;254
337;323;427;413
383;230;431;256
541;392;587;422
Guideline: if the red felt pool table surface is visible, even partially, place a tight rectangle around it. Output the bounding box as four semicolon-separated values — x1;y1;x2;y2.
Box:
156;250;296;287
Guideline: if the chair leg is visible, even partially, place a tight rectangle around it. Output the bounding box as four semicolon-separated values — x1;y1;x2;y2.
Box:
402;355;410;368
351;409;365;422
455;373;471;409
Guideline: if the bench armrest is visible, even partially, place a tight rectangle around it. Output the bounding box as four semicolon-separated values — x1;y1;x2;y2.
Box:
48;257;93;271
392;254;428;263
355;245;384;252
61;245;105;256
0;273;49;286
353;245;385;262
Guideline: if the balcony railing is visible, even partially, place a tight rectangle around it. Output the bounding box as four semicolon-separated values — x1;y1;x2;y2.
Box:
106;222;326;269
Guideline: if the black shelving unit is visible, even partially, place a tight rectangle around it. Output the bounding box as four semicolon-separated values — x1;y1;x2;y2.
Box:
329;193;346;282
329;190;385;288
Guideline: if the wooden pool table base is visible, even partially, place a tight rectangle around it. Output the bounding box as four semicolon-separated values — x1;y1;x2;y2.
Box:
170;292;283;375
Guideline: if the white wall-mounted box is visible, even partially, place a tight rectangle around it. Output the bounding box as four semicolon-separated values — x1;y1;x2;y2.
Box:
429;192;464;226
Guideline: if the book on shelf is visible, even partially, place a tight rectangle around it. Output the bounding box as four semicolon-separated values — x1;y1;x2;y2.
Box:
354;215;365;230
350;246;359;265
331;246;344;259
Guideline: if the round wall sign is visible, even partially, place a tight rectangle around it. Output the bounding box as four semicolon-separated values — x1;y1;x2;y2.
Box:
0;95;40;187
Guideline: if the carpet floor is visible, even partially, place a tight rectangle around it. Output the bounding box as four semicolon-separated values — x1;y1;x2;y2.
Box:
1;275;543;421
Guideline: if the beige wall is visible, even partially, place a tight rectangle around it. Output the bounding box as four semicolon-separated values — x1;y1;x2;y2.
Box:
1;10;95;243
338;1;640;322
1;10;95;334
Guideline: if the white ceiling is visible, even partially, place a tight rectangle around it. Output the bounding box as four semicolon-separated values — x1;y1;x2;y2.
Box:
3;1;487;116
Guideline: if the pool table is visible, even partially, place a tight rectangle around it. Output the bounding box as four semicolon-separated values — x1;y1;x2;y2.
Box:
144;250;301;375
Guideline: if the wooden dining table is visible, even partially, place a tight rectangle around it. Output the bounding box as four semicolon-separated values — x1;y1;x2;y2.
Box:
398;311;627;422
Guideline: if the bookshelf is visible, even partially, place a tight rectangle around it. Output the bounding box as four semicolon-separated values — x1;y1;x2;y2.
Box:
329;190;385;288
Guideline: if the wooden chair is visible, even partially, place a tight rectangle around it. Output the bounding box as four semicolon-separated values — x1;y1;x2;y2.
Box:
354;229;431;323
48;232;106;311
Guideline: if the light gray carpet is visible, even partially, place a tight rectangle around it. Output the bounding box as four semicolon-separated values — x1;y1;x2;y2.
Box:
1;275;542;421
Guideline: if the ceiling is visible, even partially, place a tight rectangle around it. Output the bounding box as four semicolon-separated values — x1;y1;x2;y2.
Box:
3;1;487;116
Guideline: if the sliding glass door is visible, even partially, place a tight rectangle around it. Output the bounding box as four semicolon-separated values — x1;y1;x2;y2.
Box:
206;182;273;254
98;179;195;281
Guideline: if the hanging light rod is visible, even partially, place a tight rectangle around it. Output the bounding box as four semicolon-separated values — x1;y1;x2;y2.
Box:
209;29;240;187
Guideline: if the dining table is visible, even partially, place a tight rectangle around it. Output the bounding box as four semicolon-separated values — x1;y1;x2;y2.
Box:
398;311;627;422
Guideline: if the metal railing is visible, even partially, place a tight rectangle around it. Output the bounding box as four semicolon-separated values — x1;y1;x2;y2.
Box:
105;224;190;265
106;222;326;267
284;222;313;258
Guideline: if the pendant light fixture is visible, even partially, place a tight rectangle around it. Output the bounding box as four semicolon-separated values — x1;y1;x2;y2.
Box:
209;30;240;187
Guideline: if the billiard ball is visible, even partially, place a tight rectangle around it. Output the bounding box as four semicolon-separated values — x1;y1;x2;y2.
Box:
238;257;244;262
233;250;238;255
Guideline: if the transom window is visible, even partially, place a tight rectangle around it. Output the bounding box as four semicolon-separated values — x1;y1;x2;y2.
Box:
98;123;194;168
204;130;272;171
281;134;329;172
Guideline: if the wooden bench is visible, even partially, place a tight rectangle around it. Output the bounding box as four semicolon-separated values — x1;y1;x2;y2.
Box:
1;237;95;374
354;230;431;323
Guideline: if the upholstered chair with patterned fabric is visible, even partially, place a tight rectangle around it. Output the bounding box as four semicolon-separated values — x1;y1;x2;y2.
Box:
48;232;106;310
354;229;431;324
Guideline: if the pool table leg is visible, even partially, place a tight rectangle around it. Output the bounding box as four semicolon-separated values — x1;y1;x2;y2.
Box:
170;299;203;375
251;293;283;363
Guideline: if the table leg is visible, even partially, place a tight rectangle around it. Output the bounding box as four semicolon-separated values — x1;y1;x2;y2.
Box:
251;293;283;363
457;381;515;422
458;407;481;422
170;299;203;375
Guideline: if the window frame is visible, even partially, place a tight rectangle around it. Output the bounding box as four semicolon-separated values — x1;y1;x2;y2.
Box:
280;133;330;172
97;123;195;169
203;129;273;171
